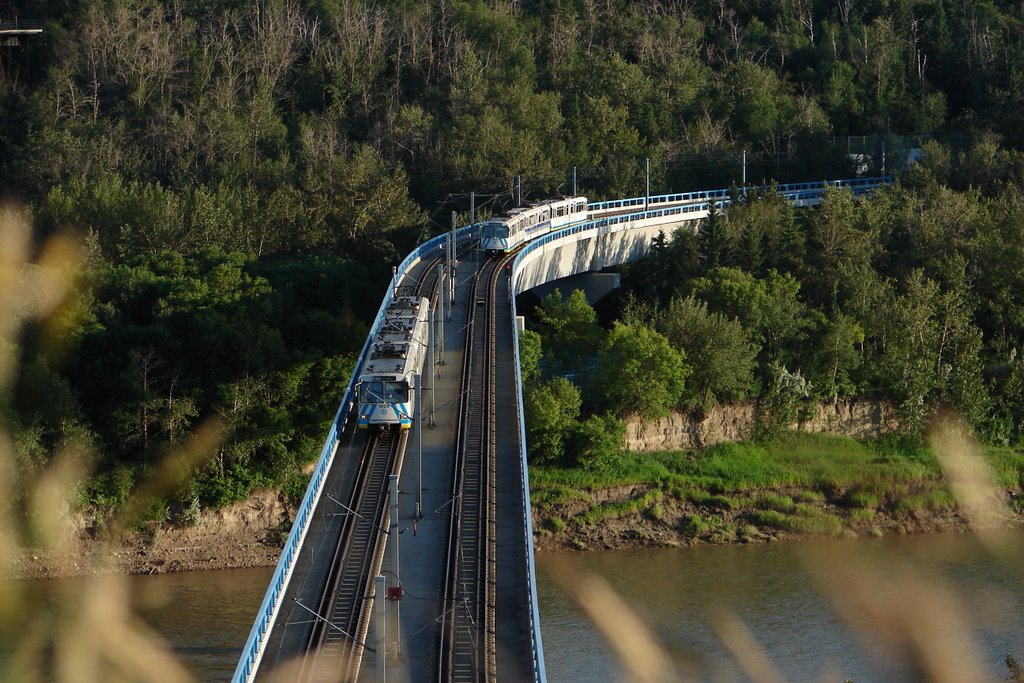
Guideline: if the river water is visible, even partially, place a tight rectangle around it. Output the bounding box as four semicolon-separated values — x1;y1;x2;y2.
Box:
4;531;1023;681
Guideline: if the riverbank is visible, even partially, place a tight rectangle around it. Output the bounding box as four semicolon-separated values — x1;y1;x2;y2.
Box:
531;431;1024;552
7;489;292;580
531;480;1020;552
10;431;1024;579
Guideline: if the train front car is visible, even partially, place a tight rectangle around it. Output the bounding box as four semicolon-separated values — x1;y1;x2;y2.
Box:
480;217;512;258
356;296;430;432
479;197;588;258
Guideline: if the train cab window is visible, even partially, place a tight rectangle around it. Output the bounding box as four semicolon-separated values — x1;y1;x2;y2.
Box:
359;381;409;403
482;222;509;240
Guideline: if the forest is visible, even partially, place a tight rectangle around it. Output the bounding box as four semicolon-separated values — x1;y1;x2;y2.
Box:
2;0;1024;519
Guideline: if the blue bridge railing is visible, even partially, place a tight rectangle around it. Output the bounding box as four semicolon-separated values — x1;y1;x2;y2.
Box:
231;226;473;683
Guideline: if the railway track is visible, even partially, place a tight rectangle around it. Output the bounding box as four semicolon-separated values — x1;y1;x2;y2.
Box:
298;430;405;682
297;255;445;683
437;254;505;682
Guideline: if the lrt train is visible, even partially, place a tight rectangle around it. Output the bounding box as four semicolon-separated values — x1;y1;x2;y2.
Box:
480;196;588;257
356;296;430;431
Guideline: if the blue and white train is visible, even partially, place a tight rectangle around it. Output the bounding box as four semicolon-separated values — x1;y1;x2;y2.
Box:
480;196;589;257
356;296;430;431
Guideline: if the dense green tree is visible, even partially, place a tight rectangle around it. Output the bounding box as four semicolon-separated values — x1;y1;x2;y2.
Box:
811;312;865;398
567;414;625;473
698;201;728;270
7;0;1024;506
524;377;581;466
518;329;543;386
659;296;759;409
592;322;689;419
532;289;604;377
690;267;812;366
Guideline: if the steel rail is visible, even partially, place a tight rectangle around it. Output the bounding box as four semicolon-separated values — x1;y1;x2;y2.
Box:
438;254;504;682
296;430;403;682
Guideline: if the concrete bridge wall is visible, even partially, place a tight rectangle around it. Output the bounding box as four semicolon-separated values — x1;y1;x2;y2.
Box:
513;208;707;296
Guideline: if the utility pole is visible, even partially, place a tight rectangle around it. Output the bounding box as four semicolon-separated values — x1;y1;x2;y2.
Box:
742;150;747;185
427;308;436;427
644;157;650;211
436;264;445;366
448;213;456;317
375;574;386;682
414;373;422;517
388;474;400;658
881;139;887;177
572;166;577;196
515;175;522;207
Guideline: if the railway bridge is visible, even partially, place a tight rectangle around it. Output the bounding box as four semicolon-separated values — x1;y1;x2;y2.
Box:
232;177;889;683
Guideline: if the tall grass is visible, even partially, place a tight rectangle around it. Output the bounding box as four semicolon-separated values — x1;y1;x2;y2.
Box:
532;431;1017;505
0;206;202;682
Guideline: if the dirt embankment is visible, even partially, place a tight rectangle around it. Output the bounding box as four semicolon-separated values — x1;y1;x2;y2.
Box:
7;490;293;580
532;483;1022;553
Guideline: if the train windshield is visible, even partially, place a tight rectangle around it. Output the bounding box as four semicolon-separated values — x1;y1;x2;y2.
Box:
359;381;408;403
482;222;509;240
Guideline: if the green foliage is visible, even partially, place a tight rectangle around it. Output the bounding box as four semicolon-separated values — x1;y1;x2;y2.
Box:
532;289;603;377
658;296;758;408
524;377;582;466
758;363;814;439
568;414;626;473
754;493;795;512
681;513;710;537
846;491;880;509
9;0;1024;519
518;328;543;386
576;489;663;527
592;322;690;418
895;488;958;513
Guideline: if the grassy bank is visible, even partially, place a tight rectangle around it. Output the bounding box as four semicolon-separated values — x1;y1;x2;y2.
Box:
531;432;1024;550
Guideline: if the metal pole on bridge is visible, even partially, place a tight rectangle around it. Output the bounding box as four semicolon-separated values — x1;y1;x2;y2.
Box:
644;157;650;211
572;165;577;196
375;574;386;682
428;307;436;427
449;214;456;317
388;474;401;659
436;264;445;366
470;191;477;262
415;373;422;517
515;175;522;207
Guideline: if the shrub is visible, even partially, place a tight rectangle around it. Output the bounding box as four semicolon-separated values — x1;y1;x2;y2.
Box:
704;494;738;509
644;504;665;521
752;509;788;529
847;491;879;509
794;489;826;504
709;524;738;543
681;514;710;537
895;489;957;513
850;508;876;522
785;506;843;536
755;493;795;512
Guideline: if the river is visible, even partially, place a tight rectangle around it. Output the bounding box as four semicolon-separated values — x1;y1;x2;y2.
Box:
4;531;1023;681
